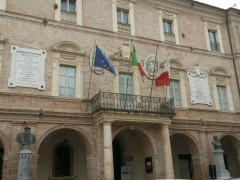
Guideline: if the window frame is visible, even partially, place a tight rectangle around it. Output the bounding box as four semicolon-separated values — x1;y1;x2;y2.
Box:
217;85;228;111
203;20;224;53
163;20;173;35
61;0;76;13
170;79;182;107
112;0;135;36
208;30;220;52
210;66;234;112
166;59;188;108
51;42;85;99
158;9;180;44
59;65;76;98
117;9;129;25
55;0;82;25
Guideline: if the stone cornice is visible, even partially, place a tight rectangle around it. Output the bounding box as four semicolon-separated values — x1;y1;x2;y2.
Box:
92;111;172;125
0;10;233;61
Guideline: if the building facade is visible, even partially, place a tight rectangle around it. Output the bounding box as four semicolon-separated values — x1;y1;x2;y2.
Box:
0;0;240;179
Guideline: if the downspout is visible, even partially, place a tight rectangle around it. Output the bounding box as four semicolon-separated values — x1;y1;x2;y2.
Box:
226;9;240;97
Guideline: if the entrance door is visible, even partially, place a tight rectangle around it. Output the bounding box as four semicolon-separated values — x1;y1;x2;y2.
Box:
113;139;122;180
178;154;193;179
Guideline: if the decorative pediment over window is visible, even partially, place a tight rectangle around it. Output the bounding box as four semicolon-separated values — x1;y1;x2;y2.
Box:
209;66;230;77
209;66;230;82
163;59;186;75
51;41;85;60
110;42;131;61
117;0;134;5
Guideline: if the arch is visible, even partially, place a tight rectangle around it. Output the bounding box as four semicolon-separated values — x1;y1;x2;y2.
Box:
219;134;240;177
209;66;231;77
35;125;96;156
170;132;203;179
170;131;201;155
113;125;158;155
51;41;85;56
0;130;10;155
219;133;240;141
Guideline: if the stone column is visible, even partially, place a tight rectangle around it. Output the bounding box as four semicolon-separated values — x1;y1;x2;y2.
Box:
191;155;202;180
213;149;230;180
17;149;32;180
161;125;174;179
103;122;114;180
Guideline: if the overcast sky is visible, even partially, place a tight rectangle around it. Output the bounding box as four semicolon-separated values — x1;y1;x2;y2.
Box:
196;0;240;9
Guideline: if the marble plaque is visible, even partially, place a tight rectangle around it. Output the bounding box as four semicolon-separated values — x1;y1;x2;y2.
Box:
8;46;46;90
188;71;212;105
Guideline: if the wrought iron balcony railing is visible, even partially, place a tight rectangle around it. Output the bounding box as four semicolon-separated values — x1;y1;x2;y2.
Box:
210;41;220;52
90;92;175;116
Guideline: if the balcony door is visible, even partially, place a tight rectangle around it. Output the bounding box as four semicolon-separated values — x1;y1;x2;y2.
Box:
119;73;133;109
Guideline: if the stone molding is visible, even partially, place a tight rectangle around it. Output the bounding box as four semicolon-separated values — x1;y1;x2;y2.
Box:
51;41;85;98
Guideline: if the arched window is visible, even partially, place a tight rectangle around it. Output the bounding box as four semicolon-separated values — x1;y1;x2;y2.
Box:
53;144;73;177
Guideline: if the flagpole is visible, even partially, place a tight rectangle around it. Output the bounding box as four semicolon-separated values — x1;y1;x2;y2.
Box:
86;41;96;112
148;43;159;110
124;39;133;109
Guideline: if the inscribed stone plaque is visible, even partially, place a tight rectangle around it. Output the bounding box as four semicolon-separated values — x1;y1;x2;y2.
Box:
8;46;46;90
188;68;212;105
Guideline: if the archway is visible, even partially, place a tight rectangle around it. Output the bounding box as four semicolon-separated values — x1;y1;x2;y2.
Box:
37;128;88;180
171;133;202;179
113;127;155;180
220;135;240;177
0;141;4;180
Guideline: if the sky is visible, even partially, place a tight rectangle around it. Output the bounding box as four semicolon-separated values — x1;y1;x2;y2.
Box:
196;0;240;9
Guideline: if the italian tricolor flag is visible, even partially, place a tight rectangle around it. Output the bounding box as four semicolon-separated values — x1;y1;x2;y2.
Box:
131;45;145;80
155;58;170;86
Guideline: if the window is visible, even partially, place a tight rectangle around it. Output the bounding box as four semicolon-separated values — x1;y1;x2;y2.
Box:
163;20;173;34
112;0;135;35
117;9;129;24
170;80;181;107
61;0;76;13
217;85;228;111
158;9;179;44
208;30;219;51
59;65;76;98
203;20;224;53
119;73;133;94
119;74;133;109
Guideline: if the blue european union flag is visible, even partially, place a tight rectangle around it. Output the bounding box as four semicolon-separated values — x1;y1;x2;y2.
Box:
93;45;116;75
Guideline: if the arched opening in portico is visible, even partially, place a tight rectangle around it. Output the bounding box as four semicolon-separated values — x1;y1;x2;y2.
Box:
0;141;4;180
37;128;89;180
171;133;202;180
113;127;156;180
220;135;240;177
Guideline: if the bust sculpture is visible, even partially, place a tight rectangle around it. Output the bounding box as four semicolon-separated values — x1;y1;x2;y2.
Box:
16;127;36;150
212;135;222;150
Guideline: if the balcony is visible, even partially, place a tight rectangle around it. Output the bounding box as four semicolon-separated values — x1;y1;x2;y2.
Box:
61;11;77;23
90;92;175;117
210;41;220;52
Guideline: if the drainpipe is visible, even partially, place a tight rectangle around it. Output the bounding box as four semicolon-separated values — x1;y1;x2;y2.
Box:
226;9;240;97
